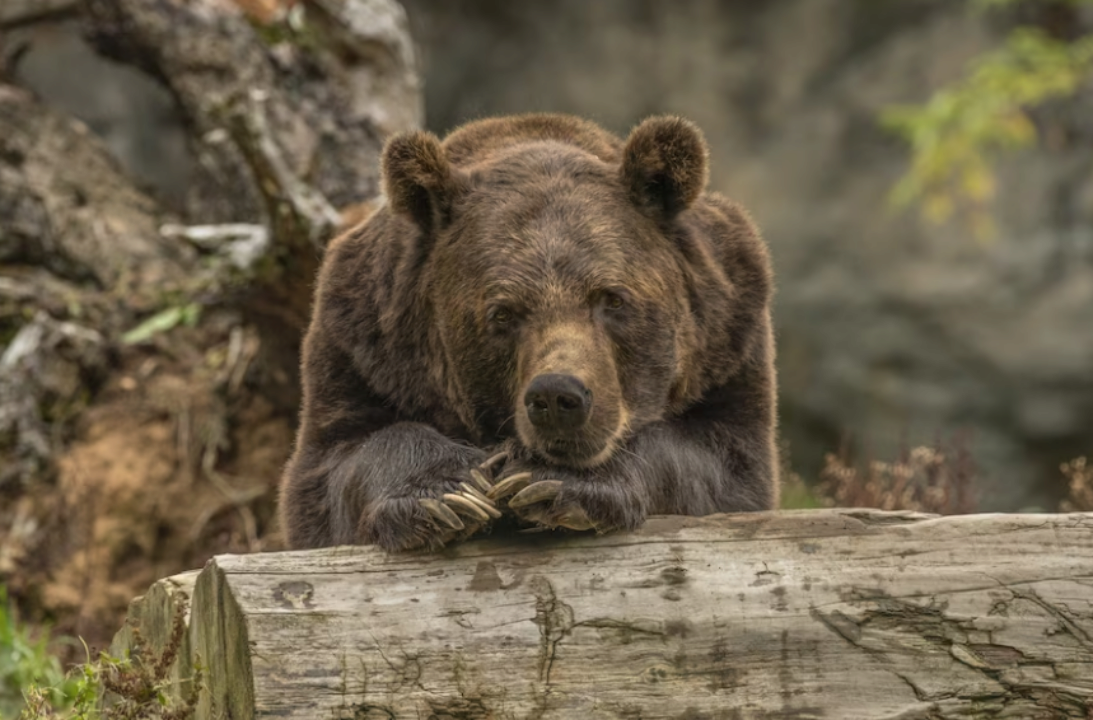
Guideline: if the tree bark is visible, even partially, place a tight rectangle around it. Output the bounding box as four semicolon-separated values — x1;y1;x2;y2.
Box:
114;509;1093;719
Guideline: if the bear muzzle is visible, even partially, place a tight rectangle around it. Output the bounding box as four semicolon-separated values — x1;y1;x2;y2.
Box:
518;372;627;467
524;373;593;433
514;321;626;466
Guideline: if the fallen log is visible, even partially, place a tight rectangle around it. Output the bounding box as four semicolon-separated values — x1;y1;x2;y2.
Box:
113;509;1093;718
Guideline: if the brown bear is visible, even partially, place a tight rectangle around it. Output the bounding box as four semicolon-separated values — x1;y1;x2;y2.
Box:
280;113;778;551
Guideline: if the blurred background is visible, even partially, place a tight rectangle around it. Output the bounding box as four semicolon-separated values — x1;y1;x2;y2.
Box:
1;0;1092;712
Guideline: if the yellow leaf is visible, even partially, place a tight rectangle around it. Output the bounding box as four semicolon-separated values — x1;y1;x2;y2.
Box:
924;194;955;224
962;167;995;203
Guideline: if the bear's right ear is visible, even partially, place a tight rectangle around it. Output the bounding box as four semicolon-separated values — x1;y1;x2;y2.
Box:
382;131;462;234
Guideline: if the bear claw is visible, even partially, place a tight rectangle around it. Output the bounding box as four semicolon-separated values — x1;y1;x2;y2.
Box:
480;451;509;474
487;471;532;500
468;469;493;493
442;493;492;523
419;498;465;530
508;480;564;508
551;506;595;531
506;480;598;532
468;452;508;493
458;482;503;518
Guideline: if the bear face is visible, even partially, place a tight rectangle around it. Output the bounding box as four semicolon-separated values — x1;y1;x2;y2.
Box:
432;147;694;467
386;120;722;469
281;113;776;551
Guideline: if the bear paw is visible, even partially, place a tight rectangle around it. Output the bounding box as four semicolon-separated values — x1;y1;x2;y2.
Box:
418;479;502;529
490;472;641;533
366;452;508;551
509;480;596;531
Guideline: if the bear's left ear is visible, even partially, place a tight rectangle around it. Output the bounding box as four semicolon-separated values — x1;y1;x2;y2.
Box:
621;116;709;220
383;130;464;234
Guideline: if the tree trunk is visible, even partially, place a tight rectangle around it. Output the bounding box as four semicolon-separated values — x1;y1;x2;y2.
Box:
0;0;419;648
114;509;1093;719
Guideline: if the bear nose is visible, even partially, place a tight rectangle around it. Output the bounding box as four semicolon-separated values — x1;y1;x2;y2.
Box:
524;374;592;433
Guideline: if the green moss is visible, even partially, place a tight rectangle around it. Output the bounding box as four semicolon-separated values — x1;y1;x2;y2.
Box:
249;4;326;55
0;587;76;718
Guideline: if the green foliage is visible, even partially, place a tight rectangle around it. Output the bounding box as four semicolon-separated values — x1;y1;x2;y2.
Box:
120;304;201;346
778;472;825;510
3;590;198;720
0;588;76;718
884;10;1093;238
18;646;102;720
63;658;103;720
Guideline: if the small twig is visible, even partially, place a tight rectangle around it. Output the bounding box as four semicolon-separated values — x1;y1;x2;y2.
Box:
224;325;261;396
176;400;193;486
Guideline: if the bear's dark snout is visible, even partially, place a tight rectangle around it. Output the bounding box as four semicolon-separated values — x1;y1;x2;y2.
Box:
524;374;593;433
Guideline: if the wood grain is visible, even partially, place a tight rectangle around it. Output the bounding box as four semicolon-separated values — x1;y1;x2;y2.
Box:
114;510;1093;719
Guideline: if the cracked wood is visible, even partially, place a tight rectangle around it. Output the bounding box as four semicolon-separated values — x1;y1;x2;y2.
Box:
114;509;1093;718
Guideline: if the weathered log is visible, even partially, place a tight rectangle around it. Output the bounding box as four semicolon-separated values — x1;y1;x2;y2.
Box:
109;569;200;704
114;509;1093;719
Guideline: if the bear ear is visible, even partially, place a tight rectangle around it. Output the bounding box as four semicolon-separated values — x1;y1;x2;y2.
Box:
621;116;709;220
382;130;462;233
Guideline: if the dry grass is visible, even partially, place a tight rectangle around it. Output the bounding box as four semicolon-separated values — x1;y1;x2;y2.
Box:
808;437;979;515
1060;456;1092;512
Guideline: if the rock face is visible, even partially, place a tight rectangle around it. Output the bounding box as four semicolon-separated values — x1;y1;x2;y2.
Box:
399;0;1093;510
0;0;422;648
9;0;1091;511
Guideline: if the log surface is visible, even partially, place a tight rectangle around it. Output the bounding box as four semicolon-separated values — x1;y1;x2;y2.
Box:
116;510;1093;719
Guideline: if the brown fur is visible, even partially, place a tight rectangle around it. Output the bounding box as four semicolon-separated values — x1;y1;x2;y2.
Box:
280;113;778;551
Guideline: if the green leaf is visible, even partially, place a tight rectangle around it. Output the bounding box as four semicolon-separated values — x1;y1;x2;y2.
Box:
120;304;202;345
883;23;1093;232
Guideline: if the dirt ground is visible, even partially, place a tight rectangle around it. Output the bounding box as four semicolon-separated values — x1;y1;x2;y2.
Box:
2;315;295;659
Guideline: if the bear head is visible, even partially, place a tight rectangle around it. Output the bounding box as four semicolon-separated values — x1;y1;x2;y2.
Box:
381;116;743;469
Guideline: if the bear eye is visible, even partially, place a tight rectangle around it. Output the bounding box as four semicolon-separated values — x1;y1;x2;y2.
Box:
603;292;625;310
490;307;514;325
